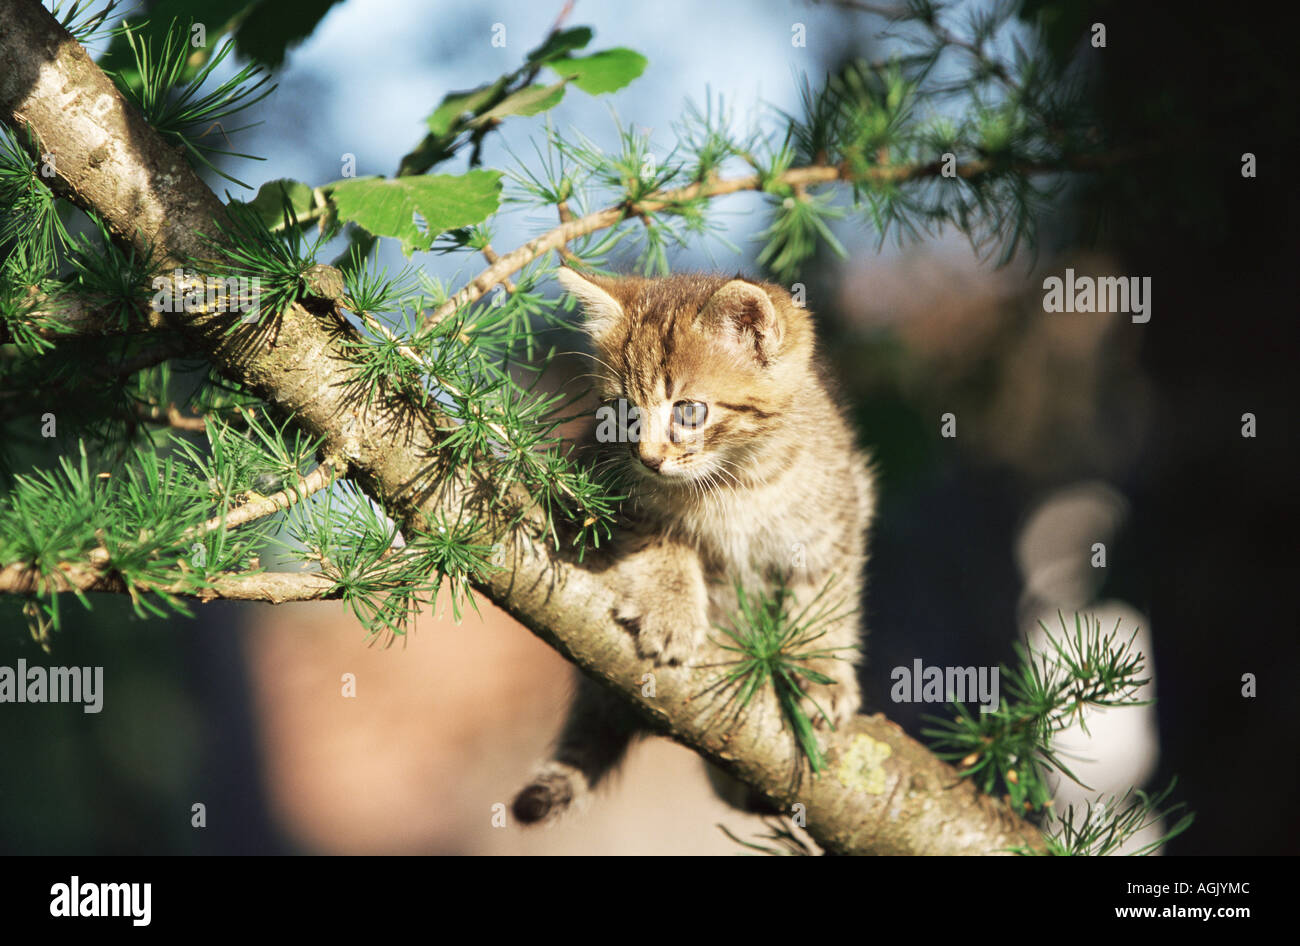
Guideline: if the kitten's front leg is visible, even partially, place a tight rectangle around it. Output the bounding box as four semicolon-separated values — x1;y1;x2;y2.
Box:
610;536;709;665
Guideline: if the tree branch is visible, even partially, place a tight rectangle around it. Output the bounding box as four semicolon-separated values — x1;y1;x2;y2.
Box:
0;0;1044;854
0;559;340;603
0;334;192;422
132;400;207;431
183;454;346;539
22;290;170;339
421;152;1118;331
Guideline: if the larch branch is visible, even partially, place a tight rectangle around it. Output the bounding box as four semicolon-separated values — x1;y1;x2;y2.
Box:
0;0;1047;855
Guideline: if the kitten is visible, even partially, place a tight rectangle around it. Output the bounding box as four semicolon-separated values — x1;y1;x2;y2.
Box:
512;267;876;824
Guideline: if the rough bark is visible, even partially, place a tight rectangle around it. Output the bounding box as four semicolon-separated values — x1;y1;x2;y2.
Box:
0;0;1045;854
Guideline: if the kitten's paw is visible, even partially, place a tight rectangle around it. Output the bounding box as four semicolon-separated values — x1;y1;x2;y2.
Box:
512;762;589;826
614;601;703;665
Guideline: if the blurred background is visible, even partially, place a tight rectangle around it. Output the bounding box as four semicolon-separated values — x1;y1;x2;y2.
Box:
0;0;1295;854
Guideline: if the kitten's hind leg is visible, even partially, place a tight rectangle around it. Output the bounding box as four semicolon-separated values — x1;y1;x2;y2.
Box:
802;668;861;731
512;675;642;825
784;582;864;731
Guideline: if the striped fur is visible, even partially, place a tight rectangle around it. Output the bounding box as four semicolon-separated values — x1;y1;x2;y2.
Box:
512;269;875;825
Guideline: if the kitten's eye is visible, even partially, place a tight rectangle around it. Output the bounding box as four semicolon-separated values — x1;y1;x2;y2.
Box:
672;400;708;428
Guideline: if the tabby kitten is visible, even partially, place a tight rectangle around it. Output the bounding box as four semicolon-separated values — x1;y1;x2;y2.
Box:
512;267;876;824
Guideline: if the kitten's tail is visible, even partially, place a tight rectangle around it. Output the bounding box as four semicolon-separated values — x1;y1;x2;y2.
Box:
512;675;642;825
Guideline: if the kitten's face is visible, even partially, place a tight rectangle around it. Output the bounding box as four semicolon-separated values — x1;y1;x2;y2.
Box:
559;269;813;492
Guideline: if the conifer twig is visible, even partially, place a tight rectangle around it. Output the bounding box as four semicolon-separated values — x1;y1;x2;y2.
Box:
183;454;347;539
133;401;207;431
0;558;340;603
423;153;1122;330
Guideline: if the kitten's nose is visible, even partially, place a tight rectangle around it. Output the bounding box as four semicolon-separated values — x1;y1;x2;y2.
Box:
639;452;664;472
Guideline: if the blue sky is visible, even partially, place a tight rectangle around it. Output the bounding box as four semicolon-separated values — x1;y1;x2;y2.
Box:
77;0;1029;286
244;0;878;282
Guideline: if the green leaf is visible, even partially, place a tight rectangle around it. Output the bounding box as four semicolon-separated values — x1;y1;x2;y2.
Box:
425;78;509;137
234;178;314;227
328;171;503;254
546;48;647;95
478;81;569;122
526;26;593;64
425;78;568;141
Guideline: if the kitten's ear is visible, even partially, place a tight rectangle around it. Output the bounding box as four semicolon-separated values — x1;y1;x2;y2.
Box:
557;267;624;340
697;279;782;364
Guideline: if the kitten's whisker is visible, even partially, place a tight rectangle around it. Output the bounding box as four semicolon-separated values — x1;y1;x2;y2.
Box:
707;457;742;489
580;353;622;380
712;456;749;490
569;372;617;387
713;468;740;491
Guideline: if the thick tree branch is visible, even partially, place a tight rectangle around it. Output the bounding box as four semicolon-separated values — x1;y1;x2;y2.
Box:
0;0;1044;854
22;290;170;339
